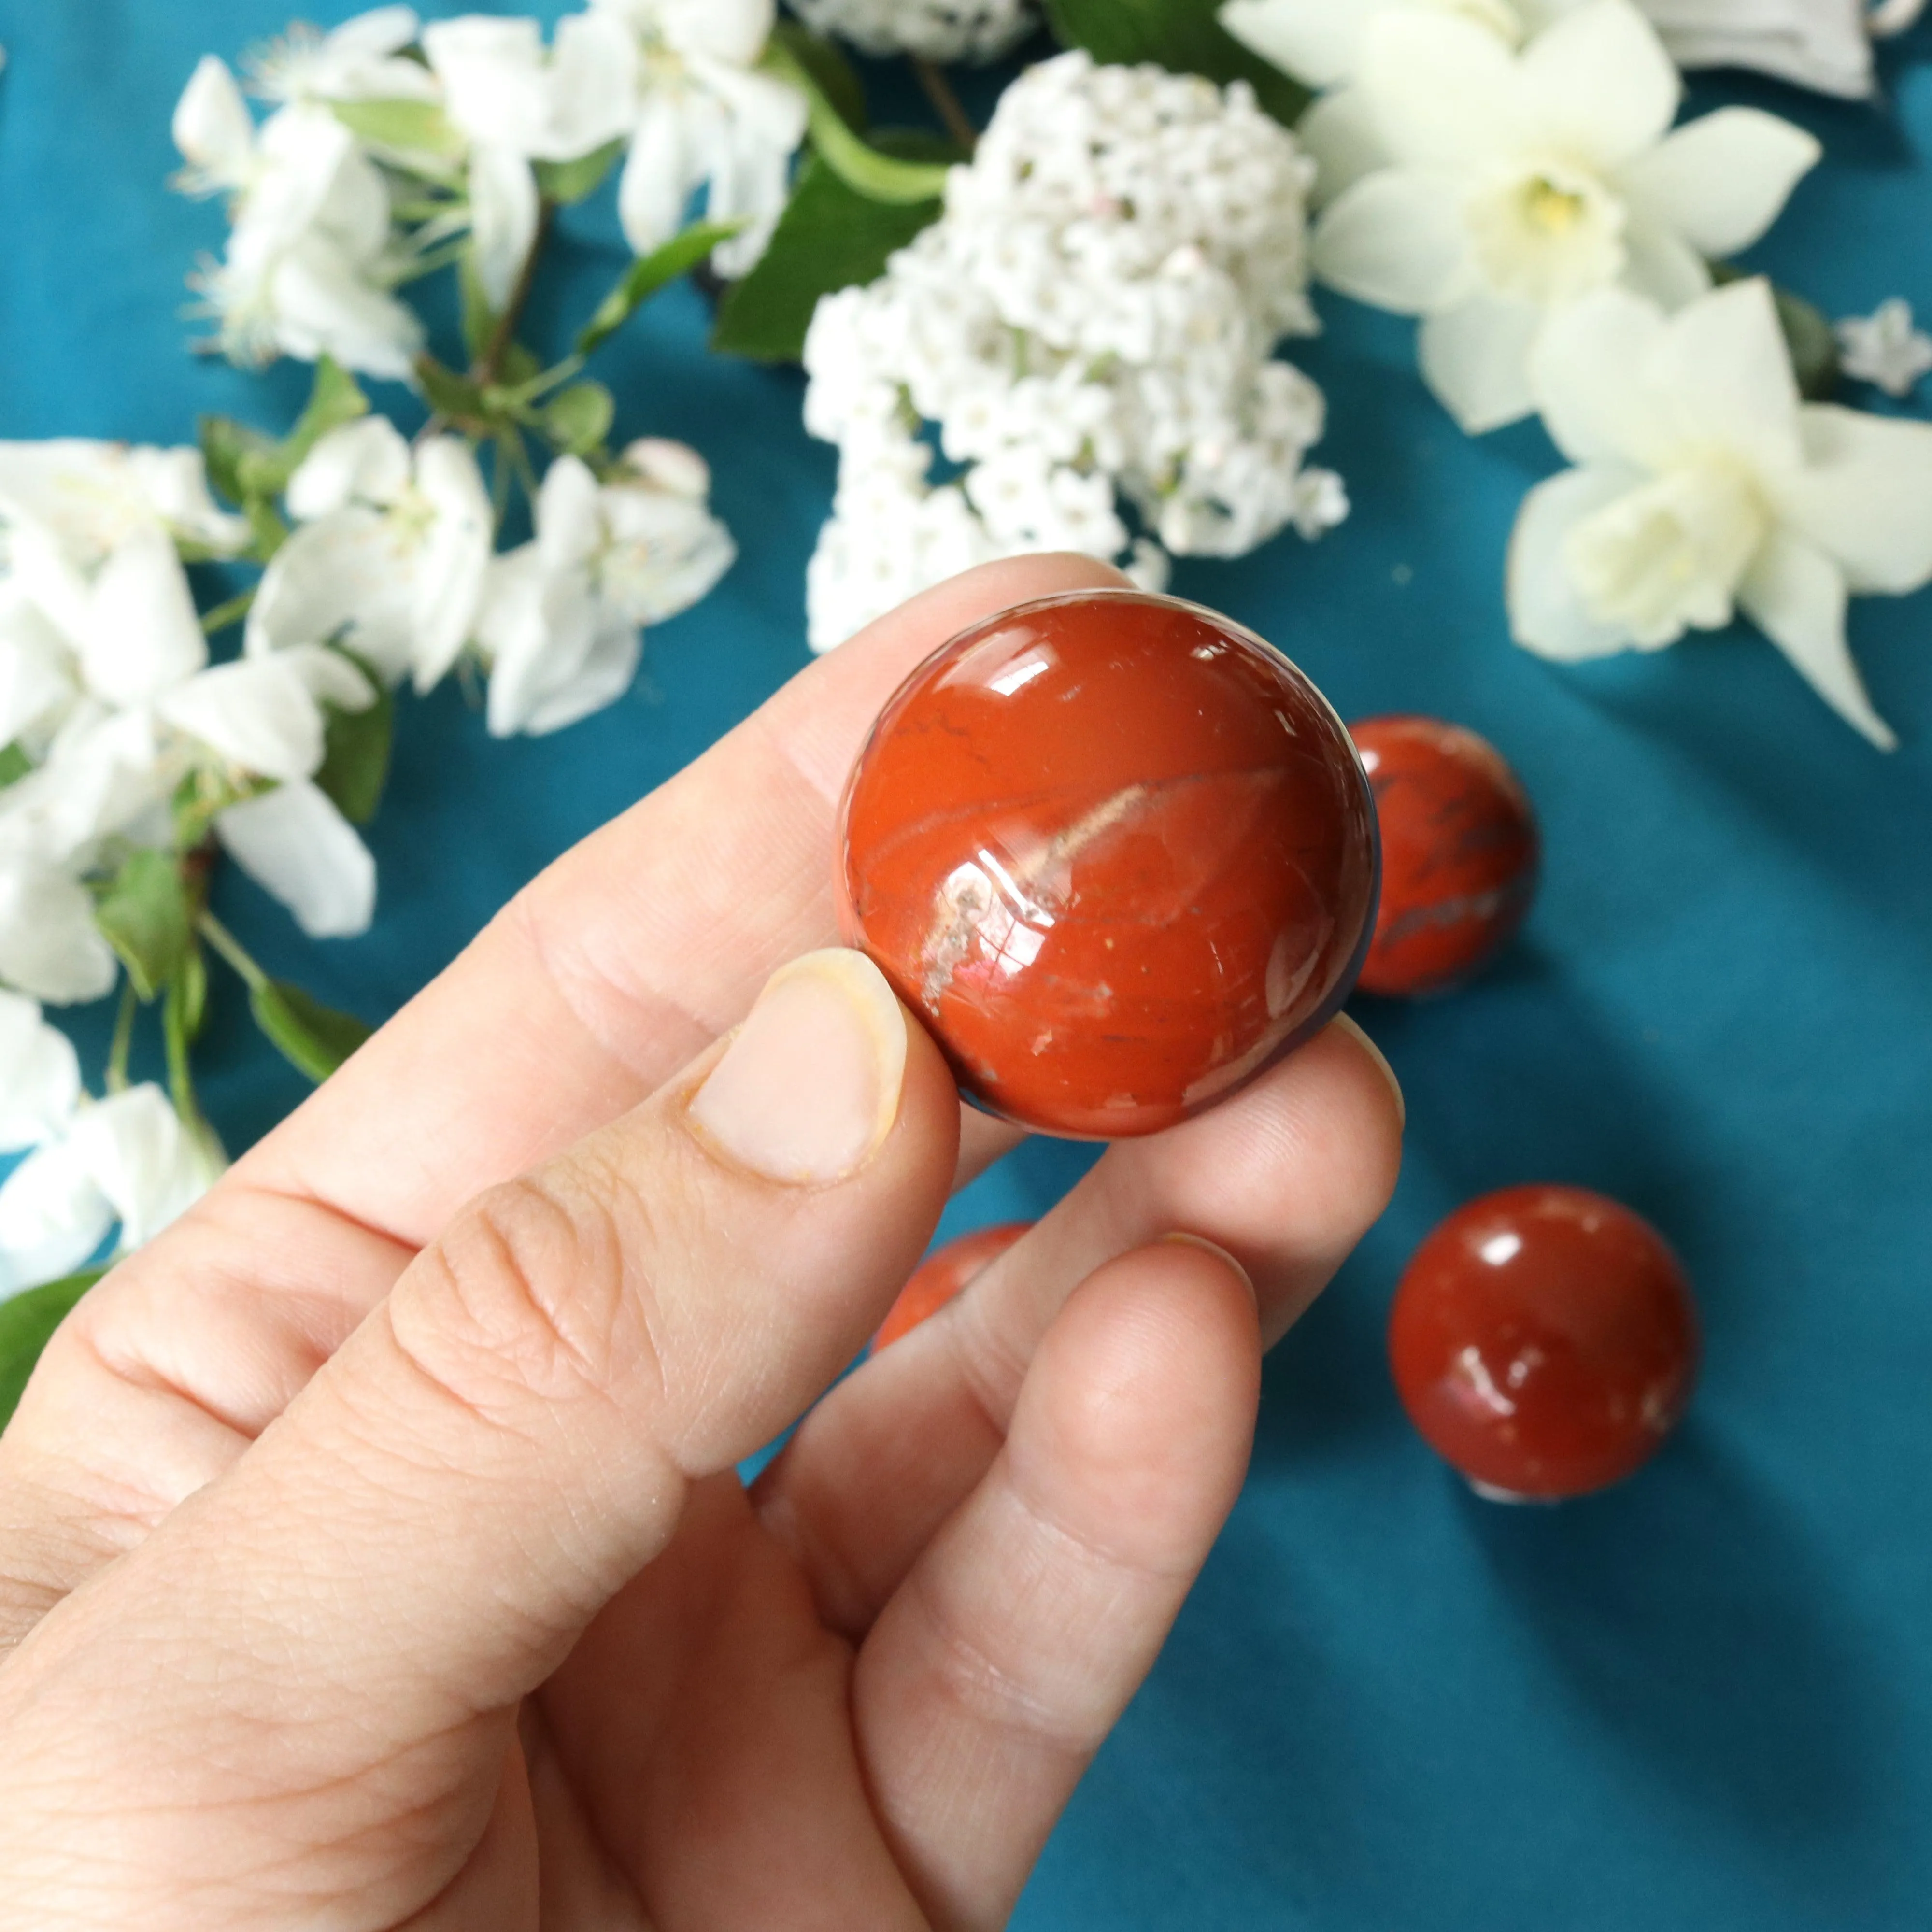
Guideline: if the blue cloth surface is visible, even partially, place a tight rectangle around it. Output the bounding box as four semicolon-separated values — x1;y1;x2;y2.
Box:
2;5;1929;1927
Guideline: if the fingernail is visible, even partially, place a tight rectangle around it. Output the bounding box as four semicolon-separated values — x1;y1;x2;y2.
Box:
689;950;907;1185
1159;1231;1256;1300
1330;1012;1405;1131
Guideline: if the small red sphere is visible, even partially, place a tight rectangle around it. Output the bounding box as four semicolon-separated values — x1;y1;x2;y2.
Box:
1388;1185;1699;1501
1350;715;1538;997
838;590;1380;1137
872;1221;1031;1352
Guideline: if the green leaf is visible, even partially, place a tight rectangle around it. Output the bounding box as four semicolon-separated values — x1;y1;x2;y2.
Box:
763;40;953;204
250;980;373;1084
534;137;626;206
95;849;192;1003
170;942;209;1047
332;97;467;160
713;142;949;364
1043;0;1311;125
247;497;289;563
542;382;615;456
769;18;868;131
315;668;395;826
415;353;489;422
282;355;369;470
0;1267;106;1431
577;220;746;355
0;742;31;789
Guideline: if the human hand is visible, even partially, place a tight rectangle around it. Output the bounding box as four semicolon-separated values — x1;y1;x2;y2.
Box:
0;556;1403;1930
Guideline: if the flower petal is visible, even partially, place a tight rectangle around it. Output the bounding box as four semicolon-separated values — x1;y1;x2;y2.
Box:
1657;277;1803;478
63;1084;213;1251
617;95;699;257
1220;0;1389;88
1774;405;1932;595
286;417;412;521
1357;10;1519;166
407;439;494;692
1507;463;1647;660
248;507;418;680
0;1136;113;1294
266;233;426;381
1527;285;1673;467
172;56;255;191
1419;294;1543;432
511;608;641;737
1520;0;1679;170
1297;85;1393;208
215;781;376;938
0;992;81;1151
1618;221;1711;311
1311;169;1472;315
1737;528;1895;749
79;527;207;706
0;861;117;1005
0;593;80;746
468;143;542;312
156;658;328;781
1616;108;1820;259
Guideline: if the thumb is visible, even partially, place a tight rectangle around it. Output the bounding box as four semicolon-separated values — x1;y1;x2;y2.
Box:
23;949;957;1764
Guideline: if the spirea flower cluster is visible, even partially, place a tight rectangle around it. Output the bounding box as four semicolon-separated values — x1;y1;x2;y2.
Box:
800;51;1344;651
789;0;1040;63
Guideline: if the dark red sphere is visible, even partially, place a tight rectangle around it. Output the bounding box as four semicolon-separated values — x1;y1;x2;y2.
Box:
1389;1185;1699;1501
1350;715;1538;997
838;590;1379;1137
872;1221;1031;1352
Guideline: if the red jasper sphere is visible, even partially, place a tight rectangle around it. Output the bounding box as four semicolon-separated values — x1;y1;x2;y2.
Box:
872;1221;1031;1352
838;590;1380;1138
1350;715;1538;997
1389;1185;1699;1501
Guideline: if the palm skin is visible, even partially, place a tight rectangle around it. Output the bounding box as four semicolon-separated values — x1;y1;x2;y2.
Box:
0;556;1401;1930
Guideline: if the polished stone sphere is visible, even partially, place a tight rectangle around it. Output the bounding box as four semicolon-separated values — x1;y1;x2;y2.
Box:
837;590;1380;1138
872;1222;1031;1353
1350;715;1538;997
1389;1185;1699;1501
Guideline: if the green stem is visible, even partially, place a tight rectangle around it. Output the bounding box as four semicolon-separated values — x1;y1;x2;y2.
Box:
197;909;266;993
105;978;137;1094
912;57;978;154
490;429;516;532
199;587;257;637
163;986;198;1125
390;239;472;288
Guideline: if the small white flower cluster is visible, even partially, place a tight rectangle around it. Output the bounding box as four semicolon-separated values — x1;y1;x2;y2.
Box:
173;3;807;376
788;0;1039;63
0;425;732;1007
801;51;1344;651
0;994;216;1298
1836;298;1932;398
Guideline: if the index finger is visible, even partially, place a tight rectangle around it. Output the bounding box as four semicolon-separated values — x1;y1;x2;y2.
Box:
240;554;1128;1248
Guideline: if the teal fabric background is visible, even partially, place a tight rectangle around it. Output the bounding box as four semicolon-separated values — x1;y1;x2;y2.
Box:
1;5;1928;1926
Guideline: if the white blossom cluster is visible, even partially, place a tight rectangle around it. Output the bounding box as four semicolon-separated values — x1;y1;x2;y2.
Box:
0;427;731;994
0;994;215;1295
801;51;1344;651
172;2;807;377
788;0;1039;62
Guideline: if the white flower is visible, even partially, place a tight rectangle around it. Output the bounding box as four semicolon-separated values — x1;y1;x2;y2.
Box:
802;52;1336;650
0;440;248;565
478;446;734;737
789;0;1039;62
421;13;639;307
1288;0;1819;431
0;1083;218;1297
1507;277;1932;748
245;6;439;106
0;994;82;1150
587;0;809;278
1222;0;1886;101
173;57;423;376
249;417;493;694
213;781;377;939
0;852;116;1007
1835;298;1932;399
